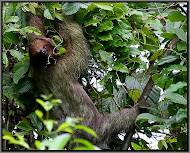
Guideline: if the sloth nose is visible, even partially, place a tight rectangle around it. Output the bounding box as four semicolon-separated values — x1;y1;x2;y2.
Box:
40;48;48;55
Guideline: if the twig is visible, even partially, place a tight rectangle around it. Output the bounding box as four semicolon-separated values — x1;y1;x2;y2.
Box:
154;3;167;22
177;3;187;15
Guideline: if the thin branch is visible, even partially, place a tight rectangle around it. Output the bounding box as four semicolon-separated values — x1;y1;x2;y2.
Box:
154;3;167;22
121;124;135;150
177;3;187;15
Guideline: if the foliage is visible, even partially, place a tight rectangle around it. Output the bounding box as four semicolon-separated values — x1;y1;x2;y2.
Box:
2;2;187;150
3;94;100;150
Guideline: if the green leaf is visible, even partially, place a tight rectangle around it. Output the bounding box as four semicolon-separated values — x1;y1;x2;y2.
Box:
3;86;14;100
72;138;94;150
173;28;187;43
9;50;25;61
113;7;124;19
168;11;187;22
176;108;187;122
56;123;73;133
157;55;179;66
75;125;98;138
41;94;53;100
5;16;19;23
3;32;20;44
34;140;41;150
3;135;30;149
94;3;113;11
14;78;34;93
99;50;113;66
44;120;56;132
112;63;129;73
16;121;35;130
52;3;62;10
160;33;178;39
3;52;9;68
44;9;53;20
164;64;187;72
55;13;64;21
136;113;165;123
131;142;142;150
36;98;45;108
128;89;141;103
158;140;168;150
141;30;146;44
40;133;71;150
166;82;187;92
150;50;164;61
30;3;38;8
29;3;36;15
35;109;43;119
62;2;81;15
36;99;53;112
177;41;187;51
99;73;111;86
98;33;113;41
162;92;187;105
3;73;11;85
98;20;113;32
21;26;42;36
13;59;30;84
27;112;43;131
84;18;99;27
65;117;83;127
57;48;66;56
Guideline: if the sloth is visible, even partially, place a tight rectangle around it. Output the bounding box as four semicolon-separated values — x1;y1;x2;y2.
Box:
27;13;151;148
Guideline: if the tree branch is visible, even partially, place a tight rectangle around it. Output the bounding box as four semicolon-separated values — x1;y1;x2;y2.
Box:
121;124;135;150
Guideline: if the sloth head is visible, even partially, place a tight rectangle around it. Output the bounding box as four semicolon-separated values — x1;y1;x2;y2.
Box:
29;38;57;68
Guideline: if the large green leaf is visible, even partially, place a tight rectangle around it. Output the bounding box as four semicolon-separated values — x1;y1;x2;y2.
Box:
162;92;187;105
3;135;30;150
16;121;35;130
176;108;187;122
9;50;25;61
44;9;53;20
160;33;178;39
97;33;113;41
168;11;187;22
136;113;165;123
177;41;187;51
27;112;43;131
40;133;71;150
13;59;30;84
99;50;113;66
112;63;129;73
94;3;113;11
173;28;187;43
14;78;34;93
3;86;14;100
84;18;99;27
98;20;113;32
157;55;179;66
43;120;56;132
3;52;9;68
166;82;187;92
62;3;81;15
75;125;98;138
72;138;95;150
158;140;168;150
5;16;19;23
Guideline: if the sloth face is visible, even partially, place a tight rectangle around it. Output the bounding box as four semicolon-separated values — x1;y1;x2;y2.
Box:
29;39;57;68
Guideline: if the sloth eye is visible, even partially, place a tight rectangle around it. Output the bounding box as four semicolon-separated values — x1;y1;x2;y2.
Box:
43;45;47;49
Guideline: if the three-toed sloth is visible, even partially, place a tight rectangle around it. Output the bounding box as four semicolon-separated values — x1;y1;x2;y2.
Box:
27;13;150;148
